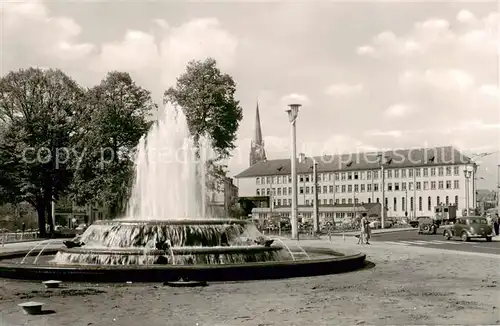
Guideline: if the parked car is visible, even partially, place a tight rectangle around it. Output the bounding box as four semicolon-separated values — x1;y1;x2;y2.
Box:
369;219;393;229
417;217;438;235
409;216;433;228
443;216;494;242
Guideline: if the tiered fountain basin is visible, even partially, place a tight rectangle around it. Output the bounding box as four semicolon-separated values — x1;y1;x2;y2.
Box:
0;219;366;282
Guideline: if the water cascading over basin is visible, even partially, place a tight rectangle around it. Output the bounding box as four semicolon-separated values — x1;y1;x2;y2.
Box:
52;103;291;266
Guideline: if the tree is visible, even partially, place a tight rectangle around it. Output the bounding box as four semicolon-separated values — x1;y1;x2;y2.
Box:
163;58;243;159
70;71;156;218
164;58;243;198
0;68;84;237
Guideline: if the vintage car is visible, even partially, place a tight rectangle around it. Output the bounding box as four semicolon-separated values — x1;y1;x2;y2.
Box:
417;217;438;235
443;216;494;242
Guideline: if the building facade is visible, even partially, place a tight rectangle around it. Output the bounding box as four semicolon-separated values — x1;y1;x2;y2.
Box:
235;146;476;220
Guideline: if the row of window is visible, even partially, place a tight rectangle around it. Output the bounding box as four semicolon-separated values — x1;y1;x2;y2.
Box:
255;166;463;185
270;195;458;211
256;180;460;197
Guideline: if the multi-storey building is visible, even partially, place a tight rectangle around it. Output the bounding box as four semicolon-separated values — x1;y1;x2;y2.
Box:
234;146;476;222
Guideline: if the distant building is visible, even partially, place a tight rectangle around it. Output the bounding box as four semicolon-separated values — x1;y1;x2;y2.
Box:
54;197;107;226
235;146;477;221
207;177;239;217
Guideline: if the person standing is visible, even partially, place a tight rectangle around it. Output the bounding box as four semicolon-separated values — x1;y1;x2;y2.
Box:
357;215;365;245
494;214;499;236
362;213;371;244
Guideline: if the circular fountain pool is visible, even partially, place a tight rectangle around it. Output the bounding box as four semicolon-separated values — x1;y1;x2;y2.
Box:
0;219;366;282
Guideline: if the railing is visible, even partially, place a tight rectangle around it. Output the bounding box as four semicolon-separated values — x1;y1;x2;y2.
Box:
1;232;39;246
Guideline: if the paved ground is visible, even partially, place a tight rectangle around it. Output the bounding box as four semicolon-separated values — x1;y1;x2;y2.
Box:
368;229;500;255
0;237;499;325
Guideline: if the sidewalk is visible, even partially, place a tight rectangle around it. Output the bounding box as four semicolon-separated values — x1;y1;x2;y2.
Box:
329;226;415;237
0;239;66;253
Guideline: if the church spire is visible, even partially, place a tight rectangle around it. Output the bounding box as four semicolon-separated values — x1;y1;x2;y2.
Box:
249;99;267;166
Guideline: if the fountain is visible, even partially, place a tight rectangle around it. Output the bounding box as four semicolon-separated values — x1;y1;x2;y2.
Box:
0;103;366;282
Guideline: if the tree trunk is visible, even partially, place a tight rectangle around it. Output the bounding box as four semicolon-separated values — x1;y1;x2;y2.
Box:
36;203;47;238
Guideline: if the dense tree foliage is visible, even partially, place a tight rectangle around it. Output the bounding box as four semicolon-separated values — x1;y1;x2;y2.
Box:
164;58;243;159
69;72;156;217
0;68;84;236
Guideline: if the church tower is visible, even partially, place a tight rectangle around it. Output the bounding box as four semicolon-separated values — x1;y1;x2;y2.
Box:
249;101;267;166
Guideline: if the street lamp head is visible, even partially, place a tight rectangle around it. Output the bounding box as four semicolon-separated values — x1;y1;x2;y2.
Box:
286;103;301;122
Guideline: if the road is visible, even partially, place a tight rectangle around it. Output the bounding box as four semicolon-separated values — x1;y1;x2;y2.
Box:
369;228;500;255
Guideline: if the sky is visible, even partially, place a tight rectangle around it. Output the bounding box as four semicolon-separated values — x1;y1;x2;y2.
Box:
2;0;499;189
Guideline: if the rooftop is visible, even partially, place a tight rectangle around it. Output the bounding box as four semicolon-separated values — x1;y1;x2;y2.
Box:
234;146;471;178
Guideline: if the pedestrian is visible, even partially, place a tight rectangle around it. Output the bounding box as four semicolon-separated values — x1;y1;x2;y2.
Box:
364;213;371;244
357;215;365;245
494;214;499;236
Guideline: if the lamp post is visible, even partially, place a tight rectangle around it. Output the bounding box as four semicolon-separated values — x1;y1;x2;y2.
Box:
378;154;388;229
286;104;301;239
464;166;473;216
405;188;408;218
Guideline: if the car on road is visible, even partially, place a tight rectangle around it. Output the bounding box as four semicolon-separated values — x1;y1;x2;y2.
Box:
369;219;393;229
443;216;494;242
409;216;436;228
417;217;438;235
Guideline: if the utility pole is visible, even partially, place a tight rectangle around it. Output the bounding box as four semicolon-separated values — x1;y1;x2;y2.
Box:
405;188;408;218
379;155;386;229
286;104;300;239
413;168;417;218
312;158;319;234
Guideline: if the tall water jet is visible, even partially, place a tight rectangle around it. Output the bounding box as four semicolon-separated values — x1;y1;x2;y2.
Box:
125;103;212;220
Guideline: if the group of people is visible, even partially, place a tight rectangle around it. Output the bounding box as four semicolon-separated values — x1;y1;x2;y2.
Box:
358;213;371;245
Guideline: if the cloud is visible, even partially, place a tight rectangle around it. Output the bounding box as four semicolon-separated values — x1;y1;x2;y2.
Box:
384;104;413;117
456;10;477;24
399;69;475;91
280;93;311;106
324;83;363;97
365;130;403;138
478;84;500;98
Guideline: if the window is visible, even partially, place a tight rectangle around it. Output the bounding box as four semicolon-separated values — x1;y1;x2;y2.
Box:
277;176;281;184
430;168;436;176
354;198;359;204
438;167;444;176
387;183;393;191
299;175;304;182
359;172;365;180
367;184;372;192
267;188;271;195
335;199;340;204
431;181;436;190
341;173;346;180
277;188;282;195
423;168;428;177
306;186;310;194
348;185;353;192
446;166;452;176
428;197;432;211
376;197;380;203
419;197;422;211
329;199;334;205
374;184;379;191
455;195;458;205
342;198;346;204
334;173;339;180
323;199;327;205
415;168;421;177
267;177;271;184
277;199;281;206
288;175;292;183
410;197;414;211
402;197;405;211
367;171;372;180
409;169;413;177
341;185;346;193
256;189;260;196
453;166;459;176
394;169;399;178
368;198;371;203
354;184;359;192
300;187;304;194
283;187;287;195
446;180;452;189
334;185;339;193
373;171;379;179
288;187;292;194
348;198;352;204
273;176;277;184
305;175;310;182
317;174;322;182
323;186;327;193
445;196;449;205
454;180;460;189
409;182;414;190
402;182;407;190
256;177;260;184
354;172;359;180
348;173;352;180
401;169;407;178
416;182;421;190
423;181;429;190
394;197;397;211
306;200;309;205
394;183;400;191
360;184;366;192
387;170;392;178
438;181;444;189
